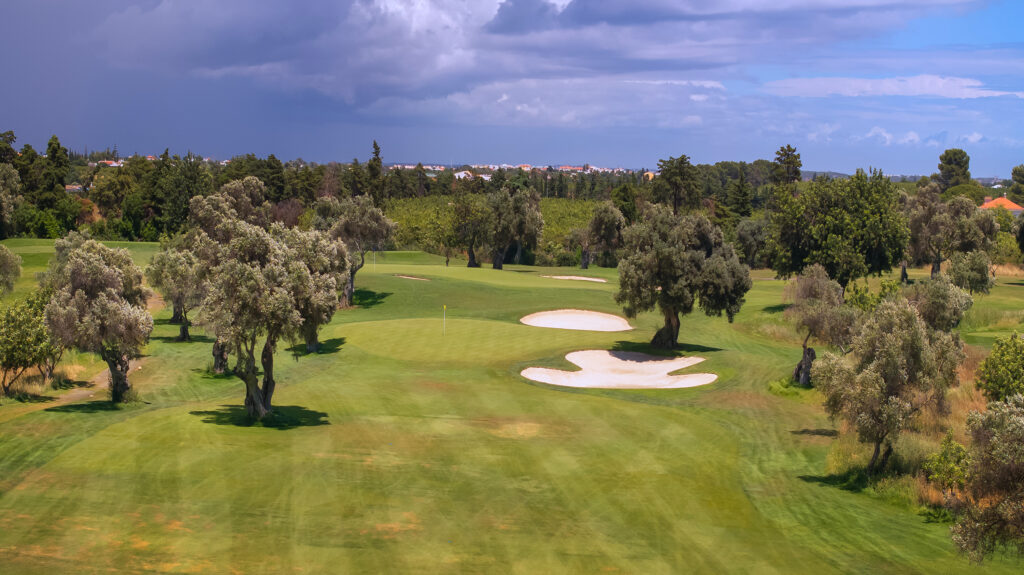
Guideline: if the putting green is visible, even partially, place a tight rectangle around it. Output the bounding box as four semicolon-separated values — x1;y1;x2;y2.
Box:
0;241;1020;573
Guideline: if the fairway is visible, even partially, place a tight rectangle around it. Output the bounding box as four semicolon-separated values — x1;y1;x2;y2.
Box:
0;241;1020;573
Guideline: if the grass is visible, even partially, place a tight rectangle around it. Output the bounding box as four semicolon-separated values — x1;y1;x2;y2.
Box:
0;239;1020;573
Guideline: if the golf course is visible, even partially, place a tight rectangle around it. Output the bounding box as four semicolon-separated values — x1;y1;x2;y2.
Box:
0;238;1018;574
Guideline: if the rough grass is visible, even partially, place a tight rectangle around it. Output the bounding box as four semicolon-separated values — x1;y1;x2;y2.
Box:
0;242;1020;573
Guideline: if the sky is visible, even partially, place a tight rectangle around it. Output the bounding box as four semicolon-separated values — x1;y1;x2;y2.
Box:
2;0;1023;175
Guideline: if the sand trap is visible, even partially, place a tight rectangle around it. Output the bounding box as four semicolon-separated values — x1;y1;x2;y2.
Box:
540;275;607;283
395;274;429;281
522;350;717;389
520;309;631;332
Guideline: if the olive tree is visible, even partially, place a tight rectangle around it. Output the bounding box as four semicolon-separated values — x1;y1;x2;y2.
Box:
952;395;1024;562
616;204;751;349
329;196;394;306
0;163;21;237
198;220;307;419
588;201;625;267
784;264;859;387
906;185;996;277
736;217;769;269
44;233;153;403
0;244;21;296
813;299;963;474
452;191;491;268
146;238;205;341
903;274;972;332
276;226;348;353
949;250;993;295
486;187;543;269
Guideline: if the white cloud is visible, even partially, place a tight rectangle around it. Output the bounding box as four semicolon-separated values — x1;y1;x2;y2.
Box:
690;94;709;102
807;123;840;142
897;131;920;145
960;132;984;144
864;126;893;145
764;74;1024;99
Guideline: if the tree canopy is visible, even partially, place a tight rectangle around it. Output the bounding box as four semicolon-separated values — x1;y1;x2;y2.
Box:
768;169;908;287
616;203;751;348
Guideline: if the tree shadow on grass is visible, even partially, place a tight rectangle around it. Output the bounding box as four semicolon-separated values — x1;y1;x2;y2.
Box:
287;337;346;357
353;289;391;309
45;401;121;413
791;428;839;437
190;405;329;430
798;468;869;493
611;340;722;356
763;304;789;314
11;392;56;404
150;334;215;344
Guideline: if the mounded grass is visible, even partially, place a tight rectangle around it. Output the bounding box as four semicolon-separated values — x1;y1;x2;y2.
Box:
0;240;1021;573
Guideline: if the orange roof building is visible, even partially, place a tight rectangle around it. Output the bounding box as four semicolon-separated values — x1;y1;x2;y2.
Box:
980;195;1024;216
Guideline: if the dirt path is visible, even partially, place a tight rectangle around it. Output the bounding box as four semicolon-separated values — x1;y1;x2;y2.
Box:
0;360;145;424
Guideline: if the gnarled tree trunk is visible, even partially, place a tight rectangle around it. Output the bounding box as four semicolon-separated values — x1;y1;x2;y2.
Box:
492;244;507;270
513;240;523;264
177;313;191;342
866;437;893;476
931;253;942;278
651;307;681;349
102;349;132;403
900;261;908;283
212;339;229;374
467;243;480;267
170;300;184;324
260;339;277;413
793;341;816;388
303;320;320;353
580;248;590;270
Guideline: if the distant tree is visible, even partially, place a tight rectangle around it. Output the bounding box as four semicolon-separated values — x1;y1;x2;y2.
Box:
654;154;701;214
89;168;138;217
486;187;543;269
784;264;859;387
768;169;908;287
329;196;394;306
425;206;458;266
276;226;348;352
146;238;205;341
452;191;491;268
0;244;21;296
0;130;15;165
814;299;963;475
907;186;996;277
616;204;751;348
588;202;625;267
949;250;993;295
727;170;753;216
0;163;20;237
26;288;64;385
261;154;286;201
367;141;384;203
44;233;152;403
509;188;543;264
952;395;1024;562
772;144;802;186
1013;164;1024;187
611;183;639;224
735;217;769;269
975;333;1024;401
937;149;972;192
903;274;972;332
567;227;592;269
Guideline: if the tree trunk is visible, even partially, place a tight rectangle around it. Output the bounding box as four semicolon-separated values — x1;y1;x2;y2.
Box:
877;441;894;472
793;334;816;387
170;300;184;324
260;339;276;413
212;339;229;374
651;308;681;349
341;269;357;308
492;245;507;270
931;255;941;278
900;261;908;284
467;243;480;268
867;441;882;475
580;248;590;270
303;320;320;353
102;349;132;403
235;343;266;419
177;313;191;342
513;240;523;264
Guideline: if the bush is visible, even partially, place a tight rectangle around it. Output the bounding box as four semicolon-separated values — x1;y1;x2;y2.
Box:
975;332;1024;401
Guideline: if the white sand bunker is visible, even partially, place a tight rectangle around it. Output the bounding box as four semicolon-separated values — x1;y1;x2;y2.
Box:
520;309;631;332
395;274;429;281
540;275;607;283
522;350;718;389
